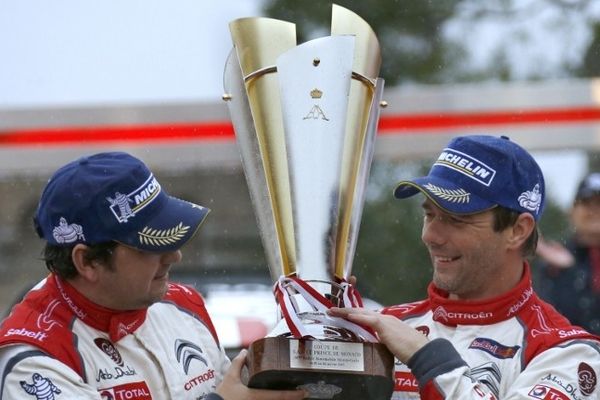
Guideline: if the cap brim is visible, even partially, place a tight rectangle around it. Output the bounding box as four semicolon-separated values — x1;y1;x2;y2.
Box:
119;196;210;252
394;176;496;216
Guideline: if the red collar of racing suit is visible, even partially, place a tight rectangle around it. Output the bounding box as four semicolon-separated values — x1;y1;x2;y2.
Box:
427;263;535;326
52;274;147;342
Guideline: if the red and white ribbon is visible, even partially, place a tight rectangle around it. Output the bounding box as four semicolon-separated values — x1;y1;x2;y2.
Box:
273;275;377;342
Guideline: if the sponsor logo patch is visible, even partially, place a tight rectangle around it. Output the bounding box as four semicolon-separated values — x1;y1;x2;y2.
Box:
99;381;152;400
107;174;161;223
37;299;63;332
473;384;496;399
542;373;587;399
175;339;208;374
518;183;542;214
93;338;138;383
96;365;137;383
578;362;597;396
507;288;533;317
415;325;430;337
384;301;424;314
557;328;588;339
527;384;569;399
184;369;216;391
55;276;87;320
95;338;124;366
432;306;493;322
174;339;217;392
5;328;47;342
471;362;501;398
435;148;496;186
20;373;61;399
469;338;520;359
394;371;419;392
52;217;85;243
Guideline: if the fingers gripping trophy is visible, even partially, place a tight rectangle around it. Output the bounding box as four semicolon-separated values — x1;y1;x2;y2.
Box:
223;4;394;399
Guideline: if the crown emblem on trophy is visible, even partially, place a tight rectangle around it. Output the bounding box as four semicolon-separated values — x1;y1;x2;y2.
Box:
310;88;323;99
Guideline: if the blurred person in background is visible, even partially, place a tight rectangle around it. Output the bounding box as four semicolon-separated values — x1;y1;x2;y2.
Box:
0;152;304;400
536;172;600;334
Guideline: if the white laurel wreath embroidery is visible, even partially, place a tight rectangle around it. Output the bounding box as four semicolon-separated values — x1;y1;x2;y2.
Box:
424;183;470;203
138;222;190;246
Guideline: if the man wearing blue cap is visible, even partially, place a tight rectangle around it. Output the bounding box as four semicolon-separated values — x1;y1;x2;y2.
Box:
331;136;600;399
0;152;304;400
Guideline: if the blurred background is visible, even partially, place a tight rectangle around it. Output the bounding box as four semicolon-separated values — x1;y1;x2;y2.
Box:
2;0;600;351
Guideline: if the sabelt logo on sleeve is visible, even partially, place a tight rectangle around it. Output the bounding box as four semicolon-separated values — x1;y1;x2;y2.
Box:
5;328;47;342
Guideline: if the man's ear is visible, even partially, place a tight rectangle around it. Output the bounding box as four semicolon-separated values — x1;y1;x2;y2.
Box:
507;213;535;250
71;244;100;282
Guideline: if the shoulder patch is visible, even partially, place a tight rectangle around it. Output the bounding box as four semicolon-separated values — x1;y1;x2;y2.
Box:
528;384;569;400
0;288;84;378
578;362;597;397
19;372;62;399
469;337;520;359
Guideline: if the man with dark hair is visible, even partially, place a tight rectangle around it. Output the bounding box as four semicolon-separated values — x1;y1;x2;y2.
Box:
536;172;600;334
0;152;304;400
331;135;600;399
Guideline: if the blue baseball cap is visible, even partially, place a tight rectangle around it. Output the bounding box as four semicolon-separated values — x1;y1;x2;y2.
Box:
394;135;545;220
34;152;210;252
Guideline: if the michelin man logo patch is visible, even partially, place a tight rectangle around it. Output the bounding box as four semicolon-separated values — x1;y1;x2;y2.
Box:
518;183;542;214
107;175;161;223
20;373;61;399
52;217;85;243
106;192;134;222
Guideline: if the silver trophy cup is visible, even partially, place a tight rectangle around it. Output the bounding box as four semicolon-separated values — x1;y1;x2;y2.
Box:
223;4;393;399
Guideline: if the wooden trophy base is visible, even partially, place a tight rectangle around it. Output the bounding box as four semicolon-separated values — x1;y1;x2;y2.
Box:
246;337;394;399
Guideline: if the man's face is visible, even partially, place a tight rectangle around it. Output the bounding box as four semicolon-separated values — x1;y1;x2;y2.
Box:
571;196;600;247
95;244;182;310
420;199;512;300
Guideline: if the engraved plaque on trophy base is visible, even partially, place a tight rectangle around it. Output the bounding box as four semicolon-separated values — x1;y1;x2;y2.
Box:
246;337;394;399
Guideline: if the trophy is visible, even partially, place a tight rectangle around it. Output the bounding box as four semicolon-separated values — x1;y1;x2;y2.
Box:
223;4;394;399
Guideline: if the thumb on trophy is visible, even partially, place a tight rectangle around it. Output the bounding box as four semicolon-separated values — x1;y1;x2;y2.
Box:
328;308;429;364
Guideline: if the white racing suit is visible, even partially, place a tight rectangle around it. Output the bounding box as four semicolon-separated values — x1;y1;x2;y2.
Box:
386;265;600;399
0;274;230;399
